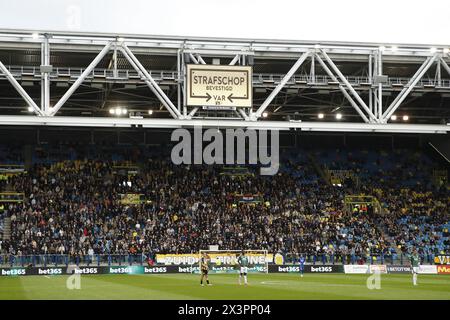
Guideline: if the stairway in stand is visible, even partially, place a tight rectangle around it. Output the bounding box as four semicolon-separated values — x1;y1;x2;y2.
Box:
2;216;11;240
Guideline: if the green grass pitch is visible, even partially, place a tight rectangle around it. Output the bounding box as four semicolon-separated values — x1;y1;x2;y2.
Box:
0;274;449;300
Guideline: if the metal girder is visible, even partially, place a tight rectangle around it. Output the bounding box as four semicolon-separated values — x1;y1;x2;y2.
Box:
436;59;442;86
368;54;373;114
318;49;378;122
313;53;370;123
0;29;446;60
183;49;254;57
188;53;199;64
177;49;182;115
0;115;447;134
185;53;206;119
196;54;206;65
381;54;438;122
2;65;450;91
237;108;249;121
441;57;450;77
229;54;240;66
119;44;182;119
188;107;199;117
233;54;251;121
376;50;383;120
0;29;449;133
41;35;50;113
0;59;44;116
232;54;253;121
49;42;114;116
232;54;252;121
48;40;182;118
0;39;435;63
253;51;311;120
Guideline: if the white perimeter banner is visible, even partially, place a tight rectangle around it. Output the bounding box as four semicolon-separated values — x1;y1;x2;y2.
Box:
418;265;438;274
345;264;440;274
344;265;369;274
369;265;388;274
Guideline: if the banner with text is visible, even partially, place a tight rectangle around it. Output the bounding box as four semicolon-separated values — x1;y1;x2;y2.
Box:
186;64;252;108
155;253;273;266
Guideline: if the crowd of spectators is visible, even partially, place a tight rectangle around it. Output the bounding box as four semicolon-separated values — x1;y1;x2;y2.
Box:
0;145;448;266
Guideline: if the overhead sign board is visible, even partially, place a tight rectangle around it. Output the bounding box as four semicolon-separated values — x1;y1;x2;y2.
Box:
186;64;252;107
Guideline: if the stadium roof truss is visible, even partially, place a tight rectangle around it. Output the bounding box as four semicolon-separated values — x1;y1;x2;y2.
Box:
0;29;449;133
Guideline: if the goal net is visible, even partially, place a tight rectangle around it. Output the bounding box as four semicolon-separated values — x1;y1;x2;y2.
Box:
195;249;269;274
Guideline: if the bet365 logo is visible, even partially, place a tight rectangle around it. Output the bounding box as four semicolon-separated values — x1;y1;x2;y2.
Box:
1;269;26;276
310;266;332;272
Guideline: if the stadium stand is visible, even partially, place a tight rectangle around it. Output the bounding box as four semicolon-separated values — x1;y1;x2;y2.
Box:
0;143;448;267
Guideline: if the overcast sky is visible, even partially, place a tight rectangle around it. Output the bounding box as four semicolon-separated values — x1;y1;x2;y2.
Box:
0;0;449;45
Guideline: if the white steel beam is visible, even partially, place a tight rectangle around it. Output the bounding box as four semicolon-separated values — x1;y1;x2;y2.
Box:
368;54;373;114
382;56;433;119
41;35;50;113
185;53;206;119
0;115;447;134
196;54;206;64
231;54;250;121
319;49;377;122
237;108;249;121
440;57;450;77
188;107;199;117
377;50;383;121
183;49;255;57
177;49;182;115
0;29;444;59
120;44;182;119
313;54;370;123
310;54;315;80
188;53;199;64
49;42;113;116
382;55;438;122
253;51;310;119
181;48;187;117
120;47;178;119
229;54;240;66
436;59;441;86
0;60;44;116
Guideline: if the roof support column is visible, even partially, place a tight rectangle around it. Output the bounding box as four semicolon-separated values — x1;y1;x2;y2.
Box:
377;49;383;122
41;35;51;114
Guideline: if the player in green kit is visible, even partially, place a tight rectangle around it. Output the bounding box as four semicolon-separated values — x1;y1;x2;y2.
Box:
409;248;420;286
237;251;249;285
